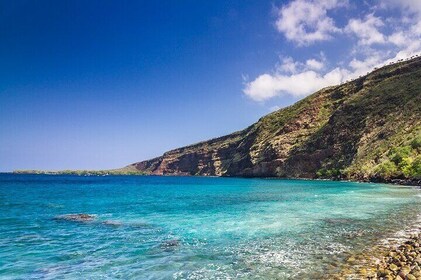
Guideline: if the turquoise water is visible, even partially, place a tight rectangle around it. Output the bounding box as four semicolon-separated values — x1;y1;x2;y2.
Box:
1;175;421;279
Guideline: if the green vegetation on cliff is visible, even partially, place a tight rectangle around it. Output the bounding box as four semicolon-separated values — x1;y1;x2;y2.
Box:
374;136;421;179
124;56;421;183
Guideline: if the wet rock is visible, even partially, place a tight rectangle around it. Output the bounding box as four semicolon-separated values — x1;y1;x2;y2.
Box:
357;233;421;280
398;271;406;279
359;268;367;276
347;256;356;263
390;251;397;257
344;230;365;238
411;270;421;277
400;265;411;275
54;213;97;222
406;274;416;280
160;239;180;249
377;269;386;277
389;263;399;271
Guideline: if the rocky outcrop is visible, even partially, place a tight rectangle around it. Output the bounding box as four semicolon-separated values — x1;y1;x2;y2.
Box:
123;57;421;183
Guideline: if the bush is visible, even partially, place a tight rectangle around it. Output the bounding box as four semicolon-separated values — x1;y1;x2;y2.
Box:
389;146;412;165
375;160;398;178
409;156;421;178
400;157;414;177
411;134;421;150
316;168;341;178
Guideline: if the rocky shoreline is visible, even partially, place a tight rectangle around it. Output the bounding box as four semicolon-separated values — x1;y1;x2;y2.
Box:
7;171;421;188
367;177;421;188
332;223;421;279
373;235;421;280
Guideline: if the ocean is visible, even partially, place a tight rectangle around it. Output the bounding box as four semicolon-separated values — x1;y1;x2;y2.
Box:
1;174;420;279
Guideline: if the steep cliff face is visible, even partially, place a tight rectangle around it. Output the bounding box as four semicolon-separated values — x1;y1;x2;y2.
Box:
124;57;421;181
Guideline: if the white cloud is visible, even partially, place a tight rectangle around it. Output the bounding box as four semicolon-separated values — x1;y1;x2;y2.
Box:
389;40;421;61
306;58;324;70
276;0;345;46
277;57;300;74
243;0;421;102
412;21;421;34
383;0;421;16
345;14;386;45
388;31;406;46
243;68;347;102
348;55;385;77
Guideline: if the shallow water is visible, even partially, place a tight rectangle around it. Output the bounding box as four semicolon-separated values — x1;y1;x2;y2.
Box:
0;175;420;279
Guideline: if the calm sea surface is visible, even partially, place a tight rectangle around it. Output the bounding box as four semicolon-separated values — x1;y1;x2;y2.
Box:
1;174;421;279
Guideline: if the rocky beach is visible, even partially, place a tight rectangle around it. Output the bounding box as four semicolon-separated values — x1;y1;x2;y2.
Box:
330;213;421;280
373;235;421;280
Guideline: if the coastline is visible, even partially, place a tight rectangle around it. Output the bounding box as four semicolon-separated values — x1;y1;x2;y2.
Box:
7;171;421;187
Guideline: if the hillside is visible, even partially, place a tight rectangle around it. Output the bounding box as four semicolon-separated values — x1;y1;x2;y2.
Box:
120;56;421;184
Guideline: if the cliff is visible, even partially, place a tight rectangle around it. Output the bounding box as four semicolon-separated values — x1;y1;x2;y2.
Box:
109;57;421;183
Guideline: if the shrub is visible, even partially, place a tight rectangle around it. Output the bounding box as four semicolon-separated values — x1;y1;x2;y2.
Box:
411;134;421;150
316;168;341;178
409;156;421;178
389;146;412;165
375;160;398;178
400;157;414;177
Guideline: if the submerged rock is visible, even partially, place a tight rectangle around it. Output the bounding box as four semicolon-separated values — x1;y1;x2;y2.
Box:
343;229;365;238
102;220;123;227
324;218;356;224
160;239;180;250
54;213;97;222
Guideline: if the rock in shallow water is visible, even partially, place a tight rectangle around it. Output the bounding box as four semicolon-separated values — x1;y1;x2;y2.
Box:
160;239;180;250
54;214;97;222
101;220;123;227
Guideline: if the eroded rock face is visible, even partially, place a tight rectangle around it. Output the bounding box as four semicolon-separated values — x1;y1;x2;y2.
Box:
54;214;97;222
123;57;421;182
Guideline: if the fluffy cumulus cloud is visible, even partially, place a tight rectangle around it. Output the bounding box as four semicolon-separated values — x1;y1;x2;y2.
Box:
243;0;421;102
244;68;345;101
345;14;386;45
306;58;324;70
276;0;345;46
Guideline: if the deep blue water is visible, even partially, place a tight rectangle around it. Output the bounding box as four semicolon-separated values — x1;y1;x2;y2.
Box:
1;175;421;279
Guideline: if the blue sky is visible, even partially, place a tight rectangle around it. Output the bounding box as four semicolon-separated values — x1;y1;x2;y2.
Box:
1;0;420;171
